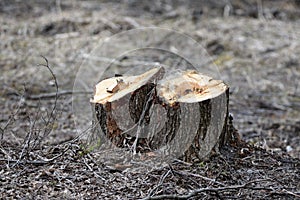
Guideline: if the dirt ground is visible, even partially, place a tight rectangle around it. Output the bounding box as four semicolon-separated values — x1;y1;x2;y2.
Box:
0;0;300;199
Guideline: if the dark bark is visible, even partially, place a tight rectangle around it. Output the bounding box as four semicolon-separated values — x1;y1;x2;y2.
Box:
91;69;231;161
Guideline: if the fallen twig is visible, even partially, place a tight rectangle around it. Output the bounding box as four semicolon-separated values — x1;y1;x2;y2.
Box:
0;158;48;165
147;170;172;197
174;170;226;186
141;179;274;200
25;90;92;100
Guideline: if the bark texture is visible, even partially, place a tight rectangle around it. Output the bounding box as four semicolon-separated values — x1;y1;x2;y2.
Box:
91;67;231;161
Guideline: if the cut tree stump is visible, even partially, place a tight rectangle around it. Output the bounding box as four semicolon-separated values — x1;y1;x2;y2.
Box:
90;67;232;161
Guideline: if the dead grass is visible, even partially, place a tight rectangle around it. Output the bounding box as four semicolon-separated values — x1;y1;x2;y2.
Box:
0;0;300;199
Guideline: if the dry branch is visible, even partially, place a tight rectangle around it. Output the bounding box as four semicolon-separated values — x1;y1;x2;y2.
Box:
141;179;275;200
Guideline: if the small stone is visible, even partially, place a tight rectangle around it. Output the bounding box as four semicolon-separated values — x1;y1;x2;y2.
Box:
286;145;293;152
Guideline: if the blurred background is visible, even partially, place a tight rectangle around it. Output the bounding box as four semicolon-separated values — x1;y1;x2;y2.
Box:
0;0;299;158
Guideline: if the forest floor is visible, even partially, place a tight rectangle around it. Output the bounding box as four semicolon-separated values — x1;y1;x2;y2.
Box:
0;0;299;199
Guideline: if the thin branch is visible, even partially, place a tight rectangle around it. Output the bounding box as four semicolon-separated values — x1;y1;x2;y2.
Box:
0;158;48;165
0;87;25;140
36;151;65;163
174;170;226;186
147;170;172;197
141;179;274;200
13;114;37;167
36;56;59;145
25;90;92;100
131;87;156;154
280;189;300;198
82;156;106;181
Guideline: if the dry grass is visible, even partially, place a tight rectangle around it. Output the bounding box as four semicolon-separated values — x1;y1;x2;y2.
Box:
0;0;299;198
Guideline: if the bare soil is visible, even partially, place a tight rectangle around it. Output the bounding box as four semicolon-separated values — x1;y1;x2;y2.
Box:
0;0;299;199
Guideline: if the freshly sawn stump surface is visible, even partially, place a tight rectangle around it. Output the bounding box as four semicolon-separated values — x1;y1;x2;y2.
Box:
91;67;231;161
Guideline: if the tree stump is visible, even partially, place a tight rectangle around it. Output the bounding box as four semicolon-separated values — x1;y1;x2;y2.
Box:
90;67;231;161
